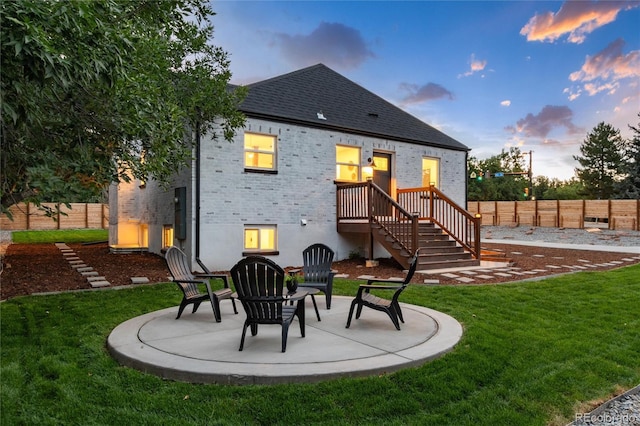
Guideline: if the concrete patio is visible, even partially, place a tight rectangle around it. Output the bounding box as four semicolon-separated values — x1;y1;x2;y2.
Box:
107;295;463;385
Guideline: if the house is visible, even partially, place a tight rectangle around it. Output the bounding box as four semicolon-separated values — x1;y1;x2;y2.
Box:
109;64;479;271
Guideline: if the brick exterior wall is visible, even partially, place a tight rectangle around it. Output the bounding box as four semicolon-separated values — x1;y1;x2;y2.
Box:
110;117;467;270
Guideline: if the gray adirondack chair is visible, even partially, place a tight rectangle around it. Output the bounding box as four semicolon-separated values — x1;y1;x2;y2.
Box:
297;243;335;309
164;246;237;322
346;250;419;330
230;256;304;352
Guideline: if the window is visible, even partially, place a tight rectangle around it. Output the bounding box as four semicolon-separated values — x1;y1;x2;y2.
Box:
244;133;276;171
243;225;277;254
336;145;361;181
163;225;174;248
422;157;440;187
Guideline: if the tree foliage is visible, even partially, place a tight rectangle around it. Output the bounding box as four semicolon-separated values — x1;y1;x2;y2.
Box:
467;148;530;201
468;117;640;201
1;0;246;214
534;176;584;200
573;122;624;200
615;113;640;199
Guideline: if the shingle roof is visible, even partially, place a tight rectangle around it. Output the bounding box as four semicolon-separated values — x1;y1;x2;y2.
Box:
236;64;469;152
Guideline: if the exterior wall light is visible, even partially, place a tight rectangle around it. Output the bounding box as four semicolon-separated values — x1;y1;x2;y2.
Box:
362;157;376;180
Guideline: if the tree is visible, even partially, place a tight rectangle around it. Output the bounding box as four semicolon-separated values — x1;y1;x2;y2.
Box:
537;177;584;200
467;148;530;201
574;122;624;199
615;113;640;199
1;0;246;215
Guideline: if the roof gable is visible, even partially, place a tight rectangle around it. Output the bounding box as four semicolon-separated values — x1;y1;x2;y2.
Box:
237;64;468;151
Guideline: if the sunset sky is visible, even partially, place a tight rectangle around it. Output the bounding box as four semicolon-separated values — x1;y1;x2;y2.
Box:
212;1;640;180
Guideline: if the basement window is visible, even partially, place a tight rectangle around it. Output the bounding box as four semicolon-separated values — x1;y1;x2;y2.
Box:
243;225;278;255
163;225;174;249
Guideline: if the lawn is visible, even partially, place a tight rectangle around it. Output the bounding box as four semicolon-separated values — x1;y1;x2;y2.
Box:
11;229;108;244
1;263;638;425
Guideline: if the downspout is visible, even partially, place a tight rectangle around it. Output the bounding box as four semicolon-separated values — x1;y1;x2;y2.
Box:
194;114;206;272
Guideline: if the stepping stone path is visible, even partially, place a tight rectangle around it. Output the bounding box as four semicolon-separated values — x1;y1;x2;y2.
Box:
339;253;640;285
424;253;640;284
55;243;151;289
55;243;111;288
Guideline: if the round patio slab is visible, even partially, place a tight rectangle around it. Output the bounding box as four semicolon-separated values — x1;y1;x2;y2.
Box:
107;296;463;385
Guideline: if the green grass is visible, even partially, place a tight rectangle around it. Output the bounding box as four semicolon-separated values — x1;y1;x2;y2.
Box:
11;229;108;244
1;265;639;425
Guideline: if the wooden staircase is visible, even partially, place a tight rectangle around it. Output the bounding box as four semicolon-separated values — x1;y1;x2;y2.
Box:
337;181;483;271
372;221;480;270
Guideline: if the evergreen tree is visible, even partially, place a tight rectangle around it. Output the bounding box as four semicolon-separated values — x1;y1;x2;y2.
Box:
574;122;624;199
615;114;640;199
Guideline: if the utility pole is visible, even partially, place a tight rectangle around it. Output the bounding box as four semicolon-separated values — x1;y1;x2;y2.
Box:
524;150;533;199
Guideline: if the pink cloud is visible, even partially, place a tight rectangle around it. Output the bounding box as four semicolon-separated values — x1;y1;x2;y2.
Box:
520;1;638;44
505;105;583;138
459;54;487;78
569;38;640;83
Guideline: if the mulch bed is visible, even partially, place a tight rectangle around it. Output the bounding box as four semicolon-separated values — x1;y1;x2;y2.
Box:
2;242;639;300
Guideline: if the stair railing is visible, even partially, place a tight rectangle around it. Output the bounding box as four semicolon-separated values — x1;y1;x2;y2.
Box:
368;181;419;256
336;181;418;255
397;186;481;259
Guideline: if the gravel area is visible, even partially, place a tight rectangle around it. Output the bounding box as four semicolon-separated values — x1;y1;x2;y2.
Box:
482;225;640;249
570;386;639;426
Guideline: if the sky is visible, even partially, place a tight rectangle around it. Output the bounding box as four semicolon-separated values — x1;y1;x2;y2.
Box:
210;1;640;181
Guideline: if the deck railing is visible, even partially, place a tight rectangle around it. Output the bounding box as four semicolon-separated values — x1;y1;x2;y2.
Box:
337;182;481;259
337;181;419;254
398;186;481;258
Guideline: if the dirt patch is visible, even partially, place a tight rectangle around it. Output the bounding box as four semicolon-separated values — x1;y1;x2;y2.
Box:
1;242;639;300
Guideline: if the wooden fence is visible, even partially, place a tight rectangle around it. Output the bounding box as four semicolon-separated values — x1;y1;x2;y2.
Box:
0;203;109;231
467;199;639;231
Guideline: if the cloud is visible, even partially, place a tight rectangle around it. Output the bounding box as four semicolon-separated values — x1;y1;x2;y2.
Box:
541;138;565;147
273;22;374;69
566;38;640;100
501;100;511;107
563;87;582;101
398;82;454;105
520;1;638;44
505;105;583;138
570;38;640;82
458;54;487;78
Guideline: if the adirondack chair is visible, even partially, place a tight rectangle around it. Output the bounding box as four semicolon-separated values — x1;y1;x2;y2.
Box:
296;243;335;309
346;250;419;330
164;246;237;322
230;256;304;352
